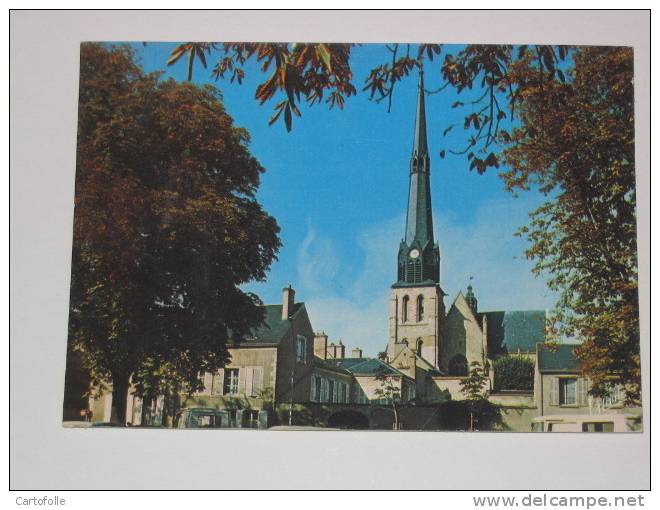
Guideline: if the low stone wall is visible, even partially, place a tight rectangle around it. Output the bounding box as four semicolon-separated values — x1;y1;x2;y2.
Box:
489;391;537;432
431;376;466;401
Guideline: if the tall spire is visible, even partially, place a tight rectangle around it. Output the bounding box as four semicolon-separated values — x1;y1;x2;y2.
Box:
404;66;433;246
412;67;428;158
395;65;440;287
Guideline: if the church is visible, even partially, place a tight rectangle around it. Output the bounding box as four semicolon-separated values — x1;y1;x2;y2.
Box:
378;69;543;407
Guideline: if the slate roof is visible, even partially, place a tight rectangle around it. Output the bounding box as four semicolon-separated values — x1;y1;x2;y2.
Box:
311;358;352;375
480;310;547;356
230;303;303;345
324;357;409;378
537;343;581;373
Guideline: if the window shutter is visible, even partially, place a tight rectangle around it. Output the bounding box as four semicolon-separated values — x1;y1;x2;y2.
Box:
310;376;317;402
238;368;247;394
213;369;225;395
578;378;588;407
252;367;263;396
245;367;254;397
203;372;213;394
550;377;559;406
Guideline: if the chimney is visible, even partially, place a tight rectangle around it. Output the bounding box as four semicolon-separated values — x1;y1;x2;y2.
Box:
351;347;363;359
327;342;336;359
282;285;295;320
337;341;345;359
314;332;328;359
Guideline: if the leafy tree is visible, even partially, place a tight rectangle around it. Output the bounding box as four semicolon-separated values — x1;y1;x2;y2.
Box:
67;43;281;424
459;361;490;431
501;47;639;404
373;370;404;430
493;356;535;391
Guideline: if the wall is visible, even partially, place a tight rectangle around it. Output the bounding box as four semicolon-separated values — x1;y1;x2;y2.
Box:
181;346;279;412
440;294;484;373
388;285;443;367
489;391;537;432
431;376;466;401
274;306;316;405
354;375;403;403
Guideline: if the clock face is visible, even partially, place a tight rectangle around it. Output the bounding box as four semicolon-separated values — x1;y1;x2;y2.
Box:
409;249;420;259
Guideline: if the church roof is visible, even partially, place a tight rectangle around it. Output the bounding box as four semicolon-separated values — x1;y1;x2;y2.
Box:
324;357;410;378
479;310;547;356
230;303;304;345
537;343;581;373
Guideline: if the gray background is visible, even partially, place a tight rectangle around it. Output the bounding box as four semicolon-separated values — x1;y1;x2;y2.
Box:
10;10;650;489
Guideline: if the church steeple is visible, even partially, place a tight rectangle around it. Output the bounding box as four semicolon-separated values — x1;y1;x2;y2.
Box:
395;67;440;287
405;68;433;247
412;67;429;161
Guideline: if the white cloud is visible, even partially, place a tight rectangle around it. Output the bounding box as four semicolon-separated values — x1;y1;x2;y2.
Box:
296;221;340;293
297;196;558;358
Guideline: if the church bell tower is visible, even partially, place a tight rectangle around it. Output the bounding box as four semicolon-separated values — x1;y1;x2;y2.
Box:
387;67;446;368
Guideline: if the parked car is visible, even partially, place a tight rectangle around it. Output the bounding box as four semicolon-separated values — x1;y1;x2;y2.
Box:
173;407;269;429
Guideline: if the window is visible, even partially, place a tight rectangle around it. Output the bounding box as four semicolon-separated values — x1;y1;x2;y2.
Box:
417;295;424;322
406;384;416;402
319;378;329;403
402;295;409;323
296;336;307;363
328;380;335;403
223;368;239;395
344;383;350;403
559;377;577;406
416;339;423;356
603;383;622;408
582;422;614;433
310;375;323;403
310;376;317;402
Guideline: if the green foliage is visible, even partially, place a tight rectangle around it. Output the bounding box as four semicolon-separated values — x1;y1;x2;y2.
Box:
493;356;535;391
167;42;356;132
67;43;281;423
459;361;489;400
165;42;570;170
437;399;502;431
502;47;639;403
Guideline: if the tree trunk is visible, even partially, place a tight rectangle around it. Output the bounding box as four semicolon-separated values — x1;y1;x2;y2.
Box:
111;373;130;425
392;404;400;431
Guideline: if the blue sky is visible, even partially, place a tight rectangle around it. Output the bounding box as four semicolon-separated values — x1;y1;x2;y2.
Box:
129;42;557;356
